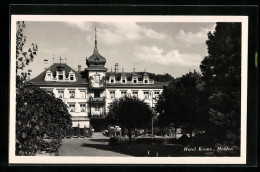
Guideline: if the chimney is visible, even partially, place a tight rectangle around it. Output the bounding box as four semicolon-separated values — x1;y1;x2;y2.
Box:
115;63;119;73
44;59;48;70
78;65;81;72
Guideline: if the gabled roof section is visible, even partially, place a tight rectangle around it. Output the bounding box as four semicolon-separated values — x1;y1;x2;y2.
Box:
105;72;142;81
106;81;164;89
28;63;88;86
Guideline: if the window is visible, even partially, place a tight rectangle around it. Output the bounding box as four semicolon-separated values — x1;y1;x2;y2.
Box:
79;90;86;98
132;91;138;98
69;90;75;98
69;104;75;112
154;91;160;98
58;75;63;80
143;91;149;99
133;79;137;83
58;72;63;80
94;105;100;111
47;74;51;79
94;74;100;83
111;79;114;83
144;80;148;83
121;91;127;97
110;91;115;99
80;104;86;112
70;75;74;80
122;79;126;83
94;91;100;98
58;90;64;98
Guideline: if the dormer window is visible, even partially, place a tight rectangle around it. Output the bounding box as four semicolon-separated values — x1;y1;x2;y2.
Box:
143;72;150;84
132;76;138;84
59;75;63;80
58;71;63;80
68;70;76;82
45;69;53;81
121;76;126;83
70;75;74;80
109;75;115;83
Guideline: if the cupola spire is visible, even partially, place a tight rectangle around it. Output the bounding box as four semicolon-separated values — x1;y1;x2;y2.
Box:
94;27;98;51
86;27;107;67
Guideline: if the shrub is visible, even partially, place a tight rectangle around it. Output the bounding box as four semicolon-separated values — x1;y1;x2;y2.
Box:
16;76;72;155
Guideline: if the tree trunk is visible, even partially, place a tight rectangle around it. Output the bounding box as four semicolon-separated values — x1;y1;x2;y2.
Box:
128;128;132;144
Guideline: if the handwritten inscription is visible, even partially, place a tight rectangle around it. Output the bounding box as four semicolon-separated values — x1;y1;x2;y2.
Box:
183;146;234;152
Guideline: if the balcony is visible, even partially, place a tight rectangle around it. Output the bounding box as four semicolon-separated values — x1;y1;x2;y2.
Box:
88;113;106;119
90;97;106;104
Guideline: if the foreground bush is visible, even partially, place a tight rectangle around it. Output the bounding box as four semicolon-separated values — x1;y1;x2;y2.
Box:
16;76;72;156
108;137;181;146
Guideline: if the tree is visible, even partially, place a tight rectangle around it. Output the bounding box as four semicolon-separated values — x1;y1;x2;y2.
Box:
16;21;72;155
106;97;153;143
16;77;72;155
155;70;206;140
16;21;38;79
200;23;241;145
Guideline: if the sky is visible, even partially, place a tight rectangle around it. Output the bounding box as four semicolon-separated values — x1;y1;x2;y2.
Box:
22;21;216;79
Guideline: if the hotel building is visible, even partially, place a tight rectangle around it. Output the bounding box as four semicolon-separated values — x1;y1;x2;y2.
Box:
28;30;164;131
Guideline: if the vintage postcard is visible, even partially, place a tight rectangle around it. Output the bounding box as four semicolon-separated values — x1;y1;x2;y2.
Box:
10;15;248;164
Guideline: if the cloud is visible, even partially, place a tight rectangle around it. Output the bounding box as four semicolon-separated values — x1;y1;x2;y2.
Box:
65;22;167;45
65;21;93;31
176;24;216;46
143;27;167;40
133;45;202;67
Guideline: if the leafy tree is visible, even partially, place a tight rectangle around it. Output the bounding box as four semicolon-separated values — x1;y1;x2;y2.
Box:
200;23;241;145
16;77;72;155
16;21;72;155
16;21;38;79
155;70;206;140
106;97;153;143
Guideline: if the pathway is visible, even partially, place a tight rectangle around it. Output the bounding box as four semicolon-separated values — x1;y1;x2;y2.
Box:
58;132;132;156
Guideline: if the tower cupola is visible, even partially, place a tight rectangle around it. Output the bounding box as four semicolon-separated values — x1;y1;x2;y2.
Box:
86;28;106;67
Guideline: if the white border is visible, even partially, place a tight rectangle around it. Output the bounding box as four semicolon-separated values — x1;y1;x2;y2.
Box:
10;15;248;164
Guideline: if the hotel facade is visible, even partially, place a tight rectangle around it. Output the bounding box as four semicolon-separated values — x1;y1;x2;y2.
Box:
28;32;164;131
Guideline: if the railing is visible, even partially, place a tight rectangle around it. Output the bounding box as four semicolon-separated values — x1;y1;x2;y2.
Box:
89;113;106;118
90;97;106;103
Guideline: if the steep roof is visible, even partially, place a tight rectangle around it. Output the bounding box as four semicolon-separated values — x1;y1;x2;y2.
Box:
86;46;106;67
105;72;164;89
28;63;88;86
106;72;142;81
